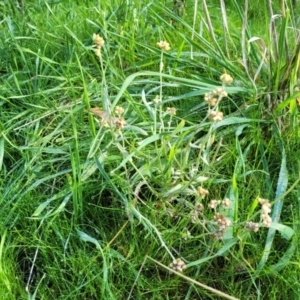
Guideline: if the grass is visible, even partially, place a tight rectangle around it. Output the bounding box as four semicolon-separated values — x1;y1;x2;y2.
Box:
0;0;300;299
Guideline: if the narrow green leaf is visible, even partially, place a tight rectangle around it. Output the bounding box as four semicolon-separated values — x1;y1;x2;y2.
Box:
216;238;238;256
111;133;165;172
0;137;4;171
172;119;185;135
77;230;101;249
32;200;51;217
187;238;238;267
186;254;216;267
268;226;298;273
274;91;300;115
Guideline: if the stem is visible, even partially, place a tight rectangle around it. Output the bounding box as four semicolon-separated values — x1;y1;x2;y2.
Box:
159;51;164;132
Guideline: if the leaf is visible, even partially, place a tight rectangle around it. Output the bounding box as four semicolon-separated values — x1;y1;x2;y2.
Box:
256;129;288;272
216;238;238;256
172;119;185;135
214;117;264;129
111;133;166;172
186;254;216;267
269;222;294;240
274;91;300;115
0;137;4;171
141;89;154;120
268;228;298;274
77;230;101;249
32;200;51;217
187;238;238;267
124;125;148;136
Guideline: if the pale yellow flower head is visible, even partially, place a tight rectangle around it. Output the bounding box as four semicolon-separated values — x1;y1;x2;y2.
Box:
93;33;105;48
209;111;224;122
166;107;176;116
208;200;221;209
153;95;162;104
220;73;233;85
197;186;209;198
114;106;125;117
157;40;171;51
94;47;101;57
222;198;231;209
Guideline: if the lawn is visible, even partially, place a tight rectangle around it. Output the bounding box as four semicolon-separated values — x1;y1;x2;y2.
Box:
0;0;300;299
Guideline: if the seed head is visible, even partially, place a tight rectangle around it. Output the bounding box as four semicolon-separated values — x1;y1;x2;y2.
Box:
197;186;209;198
246;221;259;232
209;111;224;122
93;33;105;48
153;95;162;104
208;199;221;209
169;258;187;273
157;40;171;51
114;106;125;117
222;198;231;209
166;107;176;116
220;73;233;85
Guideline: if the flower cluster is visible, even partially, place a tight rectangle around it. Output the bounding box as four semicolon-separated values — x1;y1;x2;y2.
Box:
203;72;233;123
209;111;224;122
208;199;221;209
197;186;209;198
222;198;231;209
188;186;232;240
169;258;187;272
182;228;191;241
114;105;125;117
89;107;126;130
166;107;177;116
246;221;259;232
259;197;272;228
92;33;105;57
114;117;126;130
213;213;231;240
153;95;162;104
220;73;233;85
157;40;171;51
113;106;126;130
190;202;204;223
204;87;228;106
245;197;272;233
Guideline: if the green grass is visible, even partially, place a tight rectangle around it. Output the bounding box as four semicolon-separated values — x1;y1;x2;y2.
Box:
1;0;300;299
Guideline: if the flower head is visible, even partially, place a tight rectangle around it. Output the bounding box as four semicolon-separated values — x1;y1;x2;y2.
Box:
222;198;231;209
93;33;105;48
169;258;187;273
220;73;233;85
258;197;272;228
212;213;231;240
157;40;171;51
114;117;126;130
153;95;162;104
204;92;218;106
197;186;209;198
166;107;176;116
94;47;101;57
246;221;259;232
208;199;221;209
209;111;223;122
114;106;125;117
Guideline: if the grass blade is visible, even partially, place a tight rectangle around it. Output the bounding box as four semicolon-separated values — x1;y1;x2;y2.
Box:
256;129;288;272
